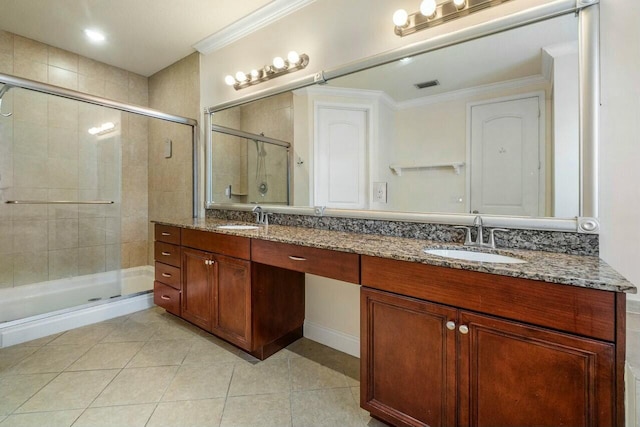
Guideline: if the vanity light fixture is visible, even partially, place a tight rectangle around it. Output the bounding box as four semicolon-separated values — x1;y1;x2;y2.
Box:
224;51;309;90
393;0;511;37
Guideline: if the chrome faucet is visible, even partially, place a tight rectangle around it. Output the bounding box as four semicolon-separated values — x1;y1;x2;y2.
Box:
252;205;271;226
455;216;508;249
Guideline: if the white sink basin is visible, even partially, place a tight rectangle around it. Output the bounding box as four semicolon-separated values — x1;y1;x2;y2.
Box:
216;225;260;230
424;249;526;264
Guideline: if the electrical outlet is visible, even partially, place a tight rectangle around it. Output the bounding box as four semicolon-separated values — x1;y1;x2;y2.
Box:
373;182;387;203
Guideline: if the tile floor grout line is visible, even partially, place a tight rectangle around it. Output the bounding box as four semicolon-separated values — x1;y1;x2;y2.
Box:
7;326;104;416
7;370;64;416
122;333;154;369
154;359;183;405
218;363;237;425
288;357;294;427
81;366;125;412
142;402;160;427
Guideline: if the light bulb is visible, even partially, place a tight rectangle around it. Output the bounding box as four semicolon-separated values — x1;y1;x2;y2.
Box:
235;71;247;82
392;9;408;27
224;75;236;86
420;0;437;18
88;127;100;135
101;122;114;132
273;56;285;70
250;69;261;79
453;0;466;8
84;29;105;43
287;51;300;65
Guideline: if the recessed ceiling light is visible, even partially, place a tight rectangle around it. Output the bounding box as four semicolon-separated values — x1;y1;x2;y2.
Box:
84;29;105;43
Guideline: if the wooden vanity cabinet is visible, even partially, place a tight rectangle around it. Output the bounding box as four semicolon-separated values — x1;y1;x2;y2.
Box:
182;246;252;349
361;255;622;427
154;225;305;360
153;225;182;316
180;228;254;351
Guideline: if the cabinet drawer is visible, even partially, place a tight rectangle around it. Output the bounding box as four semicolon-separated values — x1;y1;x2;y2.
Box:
361;255;616;341
154;281;181;315
155;224;181;245
251;239;360;284
154;242;180;267
154;262;180;290
181;228;250;260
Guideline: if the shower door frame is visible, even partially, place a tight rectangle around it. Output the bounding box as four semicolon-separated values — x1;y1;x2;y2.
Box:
0;72;200;218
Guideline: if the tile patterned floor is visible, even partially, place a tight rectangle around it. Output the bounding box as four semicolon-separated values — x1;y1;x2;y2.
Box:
0;307;388;427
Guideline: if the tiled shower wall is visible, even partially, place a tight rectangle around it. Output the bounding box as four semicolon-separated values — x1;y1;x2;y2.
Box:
0;31;149;288
147;53;199;264
210;92;292;205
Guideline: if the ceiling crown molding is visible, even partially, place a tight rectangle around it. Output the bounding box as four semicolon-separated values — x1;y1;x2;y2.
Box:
194;0;316;54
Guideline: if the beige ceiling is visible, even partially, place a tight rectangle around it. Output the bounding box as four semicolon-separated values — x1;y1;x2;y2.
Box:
0;0;274;76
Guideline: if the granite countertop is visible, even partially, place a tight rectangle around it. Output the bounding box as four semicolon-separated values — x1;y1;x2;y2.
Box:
154;218;637;294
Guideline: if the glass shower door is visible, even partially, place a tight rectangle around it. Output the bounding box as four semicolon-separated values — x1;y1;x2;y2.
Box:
0;84;124;323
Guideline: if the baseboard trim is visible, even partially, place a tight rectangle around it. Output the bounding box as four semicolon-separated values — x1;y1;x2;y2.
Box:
303;320;360;358
0;293;154;348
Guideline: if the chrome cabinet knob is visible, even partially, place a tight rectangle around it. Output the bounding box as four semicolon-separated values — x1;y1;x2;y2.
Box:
459;325;469;334
446;321;456;330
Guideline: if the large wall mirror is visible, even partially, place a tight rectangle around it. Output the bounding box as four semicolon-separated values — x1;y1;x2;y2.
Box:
206;3;599;232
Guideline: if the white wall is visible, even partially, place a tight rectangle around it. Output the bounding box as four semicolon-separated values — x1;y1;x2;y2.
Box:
547;45;579;217
199;0;640;348
599;0;640;303
393;80;550;214
199;0;556;110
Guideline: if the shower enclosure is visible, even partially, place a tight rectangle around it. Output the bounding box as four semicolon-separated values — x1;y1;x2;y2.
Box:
206;91;292;206
208;124;291;205
0;73;197;330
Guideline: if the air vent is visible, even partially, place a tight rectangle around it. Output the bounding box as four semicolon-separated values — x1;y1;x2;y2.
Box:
414;80;440;89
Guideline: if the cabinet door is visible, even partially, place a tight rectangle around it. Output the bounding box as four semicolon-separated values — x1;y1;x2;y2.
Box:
361;288;457;427
211;254;252;350
181;247;213;331
458;311;615;427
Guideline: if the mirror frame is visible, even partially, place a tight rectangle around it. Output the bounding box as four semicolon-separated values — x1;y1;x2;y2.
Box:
205;0;600;233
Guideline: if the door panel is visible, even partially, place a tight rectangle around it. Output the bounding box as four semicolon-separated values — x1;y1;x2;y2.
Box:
458;311;615;427
361;288;457;427
470;96;541;216
181;247;213;330
213;254;251;349
315;106;368;209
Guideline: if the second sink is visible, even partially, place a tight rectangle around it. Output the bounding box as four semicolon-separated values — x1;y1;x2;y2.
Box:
424;249;526;264
216;225;260;230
